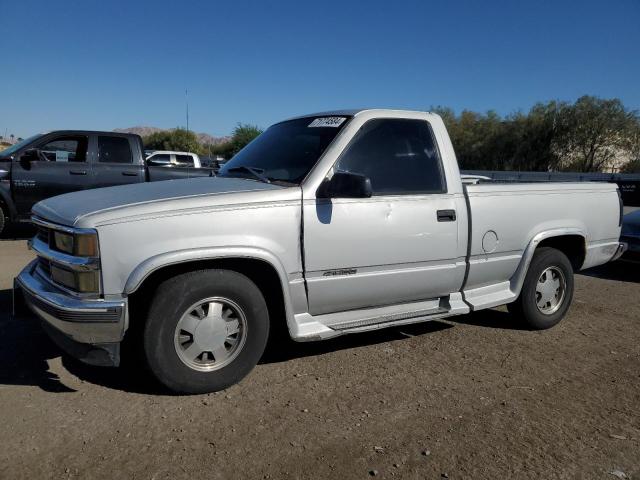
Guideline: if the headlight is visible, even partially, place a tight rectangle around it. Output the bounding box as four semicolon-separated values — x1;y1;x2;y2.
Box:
53;231;73;254
52;231;99;256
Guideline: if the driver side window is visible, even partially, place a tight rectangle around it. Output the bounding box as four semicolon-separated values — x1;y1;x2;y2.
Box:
335;119;446;195
39;136;88;162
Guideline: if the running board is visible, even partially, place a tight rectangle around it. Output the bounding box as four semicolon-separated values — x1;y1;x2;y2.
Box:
330;307;449;331
290;294;471;341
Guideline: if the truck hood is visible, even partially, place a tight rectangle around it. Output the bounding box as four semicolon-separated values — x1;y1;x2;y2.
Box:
33;176;298;228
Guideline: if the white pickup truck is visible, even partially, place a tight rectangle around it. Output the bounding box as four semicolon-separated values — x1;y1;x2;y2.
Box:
15;109;626;393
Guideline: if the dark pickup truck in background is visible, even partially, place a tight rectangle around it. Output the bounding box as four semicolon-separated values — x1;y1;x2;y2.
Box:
0;130;213;233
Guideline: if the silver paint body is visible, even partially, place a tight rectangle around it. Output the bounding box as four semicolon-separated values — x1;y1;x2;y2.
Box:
18;109;623;349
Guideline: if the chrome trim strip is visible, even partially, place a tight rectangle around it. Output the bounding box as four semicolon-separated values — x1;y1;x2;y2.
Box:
32;215;96;235
30;236;99;271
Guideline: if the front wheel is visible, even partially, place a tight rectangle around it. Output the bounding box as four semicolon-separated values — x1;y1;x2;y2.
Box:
143;269;269;394
507;247;574;329
0;204;6;236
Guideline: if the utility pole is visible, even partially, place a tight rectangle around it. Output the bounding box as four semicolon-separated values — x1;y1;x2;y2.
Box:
185;89;189;132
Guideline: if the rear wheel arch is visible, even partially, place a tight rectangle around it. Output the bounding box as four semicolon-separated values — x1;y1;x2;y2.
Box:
536;234;586;271
510;229;586;297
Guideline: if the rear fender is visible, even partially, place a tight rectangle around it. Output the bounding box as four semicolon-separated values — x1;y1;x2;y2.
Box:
509;228;586;297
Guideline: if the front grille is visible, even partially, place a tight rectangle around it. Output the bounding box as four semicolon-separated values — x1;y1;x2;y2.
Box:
36;226;50;245
37;257;52;278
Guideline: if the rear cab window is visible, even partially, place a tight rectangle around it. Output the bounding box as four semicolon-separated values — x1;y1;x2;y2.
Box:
98;136;133;164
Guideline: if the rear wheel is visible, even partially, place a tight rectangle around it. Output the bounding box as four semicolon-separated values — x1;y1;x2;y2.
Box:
507;247;574;329
143;269;269;394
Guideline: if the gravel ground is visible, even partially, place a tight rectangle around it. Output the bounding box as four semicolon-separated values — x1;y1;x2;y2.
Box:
0;226;638;479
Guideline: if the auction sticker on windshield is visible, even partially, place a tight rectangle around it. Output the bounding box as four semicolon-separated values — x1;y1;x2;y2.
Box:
308;117;346;128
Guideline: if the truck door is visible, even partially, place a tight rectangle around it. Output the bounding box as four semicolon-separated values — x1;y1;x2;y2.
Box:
303;118;463;315
91;135;144;187
12;134;91;216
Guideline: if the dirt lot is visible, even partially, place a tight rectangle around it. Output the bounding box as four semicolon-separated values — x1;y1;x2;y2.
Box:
0;226;638;479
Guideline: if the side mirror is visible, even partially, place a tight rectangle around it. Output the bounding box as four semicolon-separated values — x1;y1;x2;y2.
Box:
317;171;373;199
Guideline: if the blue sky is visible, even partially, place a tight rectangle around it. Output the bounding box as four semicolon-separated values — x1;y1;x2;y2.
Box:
1;0;639;138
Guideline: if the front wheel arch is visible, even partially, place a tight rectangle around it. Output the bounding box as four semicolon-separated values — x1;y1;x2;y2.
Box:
127;257;289;344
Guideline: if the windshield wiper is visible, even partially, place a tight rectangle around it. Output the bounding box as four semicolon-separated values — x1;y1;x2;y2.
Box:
225;165;272;184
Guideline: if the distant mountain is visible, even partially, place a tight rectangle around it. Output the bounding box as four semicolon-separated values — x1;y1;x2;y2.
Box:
114;126;230;145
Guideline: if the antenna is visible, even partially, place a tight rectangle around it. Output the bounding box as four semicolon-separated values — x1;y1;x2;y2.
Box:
185;89;189;132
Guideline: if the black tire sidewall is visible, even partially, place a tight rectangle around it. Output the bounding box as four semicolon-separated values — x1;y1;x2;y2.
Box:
143;269;269;394
0;204;5;235
518;248;574;330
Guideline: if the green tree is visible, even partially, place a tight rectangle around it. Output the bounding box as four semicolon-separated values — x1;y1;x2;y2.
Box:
227;123;263;157
512;101;566;172
211;123;263;159
434;97;639;173
621;122;640;173
555;96;638;172
143;128;203;154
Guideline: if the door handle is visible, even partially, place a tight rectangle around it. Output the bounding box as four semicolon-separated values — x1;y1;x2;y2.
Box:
69;170;87;175
437;209;456;222
121;171;138;176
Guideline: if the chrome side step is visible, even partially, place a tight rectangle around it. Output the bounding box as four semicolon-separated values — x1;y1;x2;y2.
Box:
330;307;449;331
291;294;470;341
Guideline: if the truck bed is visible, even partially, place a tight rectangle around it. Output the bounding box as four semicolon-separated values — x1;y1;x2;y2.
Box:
461;181;621;309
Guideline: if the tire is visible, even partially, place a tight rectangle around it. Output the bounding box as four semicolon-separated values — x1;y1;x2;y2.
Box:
507;247;574;330
0;204;5;236
143;269;269;394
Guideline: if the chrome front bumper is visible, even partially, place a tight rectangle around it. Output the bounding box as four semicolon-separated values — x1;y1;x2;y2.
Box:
14;260;127;366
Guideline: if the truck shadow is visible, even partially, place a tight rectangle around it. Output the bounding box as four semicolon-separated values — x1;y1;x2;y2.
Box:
0;287;165;394
0;289;76;392
446;308;532;330
0;291;528;395
260;320;453;364
578;260;640;283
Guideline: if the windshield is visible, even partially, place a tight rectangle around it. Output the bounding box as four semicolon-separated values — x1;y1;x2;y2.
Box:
0;134;44;157
218;116;350;184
